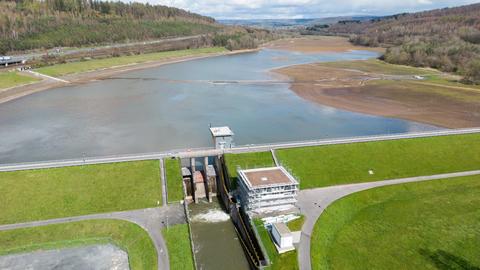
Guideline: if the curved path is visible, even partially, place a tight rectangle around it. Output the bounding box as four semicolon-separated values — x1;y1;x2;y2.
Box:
297;170;480;270
0;204;185;270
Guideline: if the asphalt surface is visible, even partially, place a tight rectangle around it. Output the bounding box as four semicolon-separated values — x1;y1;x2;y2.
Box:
0;204;186;270
1;127;479;171
296;170;480;270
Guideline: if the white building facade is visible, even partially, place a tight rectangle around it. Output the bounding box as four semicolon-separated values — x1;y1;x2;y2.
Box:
237;166;299;212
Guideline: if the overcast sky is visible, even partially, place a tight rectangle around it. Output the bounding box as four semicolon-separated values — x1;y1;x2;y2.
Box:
127;0;479;19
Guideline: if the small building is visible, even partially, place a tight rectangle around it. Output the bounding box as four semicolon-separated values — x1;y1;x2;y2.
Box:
210;126;234;149
237;166;299;212
271;222;294;253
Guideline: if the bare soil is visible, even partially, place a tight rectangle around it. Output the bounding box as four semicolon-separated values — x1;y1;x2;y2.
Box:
276;63;480;128
263;36;385;53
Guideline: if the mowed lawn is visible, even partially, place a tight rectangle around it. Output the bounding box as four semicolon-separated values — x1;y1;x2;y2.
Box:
162;224;194;270
0;71;39;90
276;133;480;189
36;47;227;77
0;219;156;270
165;158;184;203
0;161;162;224
311;175;480;270
224;152;275;187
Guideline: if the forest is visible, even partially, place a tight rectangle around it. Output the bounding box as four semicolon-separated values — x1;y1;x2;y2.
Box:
0;0;218;54
318;3;480;83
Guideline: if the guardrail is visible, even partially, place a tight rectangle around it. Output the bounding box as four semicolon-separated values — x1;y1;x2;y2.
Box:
1;127;479;172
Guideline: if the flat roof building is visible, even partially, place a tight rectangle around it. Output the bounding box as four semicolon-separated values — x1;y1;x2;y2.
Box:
210;126;234;149
237;166;299;212
271;222;294;253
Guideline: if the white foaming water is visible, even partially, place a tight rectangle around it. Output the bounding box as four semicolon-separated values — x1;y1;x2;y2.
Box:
192;209;230;223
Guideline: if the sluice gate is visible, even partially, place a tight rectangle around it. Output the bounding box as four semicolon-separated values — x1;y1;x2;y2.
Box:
216;156;268;270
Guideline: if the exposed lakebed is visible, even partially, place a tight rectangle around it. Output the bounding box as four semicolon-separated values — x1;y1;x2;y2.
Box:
0;49;439;163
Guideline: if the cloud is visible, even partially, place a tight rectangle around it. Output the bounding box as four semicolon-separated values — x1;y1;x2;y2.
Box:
127;0;480;19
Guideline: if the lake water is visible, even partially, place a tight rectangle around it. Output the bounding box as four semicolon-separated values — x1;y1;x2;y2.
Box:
0;49;439;163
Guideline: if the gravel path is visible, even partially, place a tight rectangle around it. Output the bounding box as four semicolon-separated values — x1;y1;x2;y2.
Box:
0;204;186;270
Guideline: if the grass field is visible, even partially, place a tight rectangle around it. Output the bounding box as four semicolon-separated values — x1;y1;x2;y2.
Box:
165;158;184;203
0;219;157;270
36;47;227;77
0;71;39;90
276;133;480;189
286;215;305;231
162;224;195;270
0;161;162;224
254;219;298;270
224;152;275;187
311;175;480;270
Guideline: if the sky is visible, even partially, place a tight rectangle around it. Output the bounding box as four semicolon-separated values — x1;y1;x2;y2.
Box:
127;0;480;19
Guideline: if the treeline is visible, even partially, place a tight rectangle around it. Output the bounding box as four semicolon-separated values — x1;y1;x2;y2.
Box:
0;0;218;54
320;3;480;83
212;27;274;51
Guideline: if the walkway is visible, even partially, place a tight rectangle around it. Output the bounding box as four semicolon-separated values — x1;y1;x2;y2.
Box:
1;127;479;171
0;204;186;270
296;170;480;270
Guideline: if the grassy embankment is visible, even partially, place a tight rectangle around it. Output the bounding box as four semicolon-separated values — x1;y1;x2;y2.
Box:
165;158;184;203
162;224;195;270
0;160;162;225
311;175;480;270
225;134;480;189
321;59;480;90
0;219;157;270
224;152;275;187
276;133;480;189
0;71;39;90
254;219;298;270
36;47;227;77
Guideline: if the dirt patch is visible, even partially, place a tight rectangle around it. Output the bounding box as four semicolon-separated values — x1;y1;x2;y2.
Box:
276;63;480;128
263;36;385;54
0;244;129;270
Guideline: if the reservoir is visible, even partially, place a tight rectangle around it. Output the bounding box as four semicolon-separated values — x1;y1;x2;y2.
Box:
0;49;439;163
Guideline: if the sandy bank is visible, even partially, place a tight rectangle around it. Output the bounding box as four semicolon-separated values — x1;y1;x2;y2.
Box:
0;48;259;104
263;36;385;54
275;63;480;129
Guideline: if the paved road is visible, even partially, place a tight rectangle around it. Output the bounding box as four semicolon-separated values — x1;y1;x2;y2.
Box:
1;127;479;172
296;170;480;270
0;204;186;270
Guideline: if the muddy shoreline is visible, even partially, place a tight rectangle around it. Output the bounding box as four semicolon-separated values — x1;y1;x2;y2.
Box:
0;49;259;104
275;64;480;129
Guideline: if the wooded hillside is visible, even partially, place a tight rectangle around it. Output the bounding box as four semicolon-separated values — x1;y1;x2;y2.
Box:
319;3;480;83
0;0;218;54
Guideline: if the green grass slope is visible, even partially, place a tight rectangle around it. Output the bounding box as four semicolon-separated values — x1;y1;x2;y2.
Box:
276;133;480;189
254;219;298;270
165;158;184;203
0;219;156;270
311;175;480;270
0;161;161;224
162;224;195;270
36;47;227;77
0;72;39;90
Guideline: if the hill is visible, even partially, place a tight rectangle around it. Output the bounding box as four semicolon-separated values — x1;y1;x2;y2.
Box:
0;0;218;54
317;3;480;83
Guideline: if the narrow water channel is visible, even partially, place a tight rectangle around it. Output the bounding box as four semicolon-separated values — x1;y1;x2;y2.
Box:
189;198;250;270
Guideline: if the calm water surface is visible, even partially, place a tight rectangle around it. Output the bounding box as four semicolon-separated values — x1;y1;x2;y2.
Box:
0;49;439;163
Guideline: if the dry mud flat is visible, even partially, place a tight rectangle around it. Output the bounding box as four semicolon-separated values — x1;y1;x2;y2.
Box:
276;62;480;128
263;36;385;53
